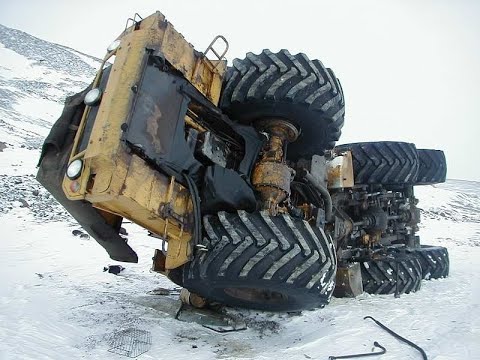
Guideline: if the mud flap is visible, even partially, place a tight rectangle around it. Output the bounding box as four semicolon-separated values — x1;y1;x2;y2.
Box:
333;262;363;298
36;89;138;263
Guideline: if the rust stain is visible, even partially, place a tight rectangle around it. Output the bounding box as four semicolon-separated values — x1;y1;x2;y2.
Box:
328;165;342;187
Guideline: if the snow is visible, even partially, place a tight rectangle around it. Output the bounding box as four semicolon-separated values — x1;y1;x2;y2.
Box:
65;47;104;71
11;96;62;126
0;42;33;75
0;41;92;87
1;24;479;360
0;147;39;176
2;199;479;360
0;29;98;150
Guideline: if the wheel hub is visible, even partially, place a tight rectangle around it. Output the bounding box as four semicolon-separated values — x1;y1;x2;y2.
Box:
251;118;299;215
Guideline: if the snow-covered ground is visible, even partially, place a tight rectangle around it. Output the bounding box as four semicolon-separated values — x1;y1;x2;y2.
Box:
0;24;479;360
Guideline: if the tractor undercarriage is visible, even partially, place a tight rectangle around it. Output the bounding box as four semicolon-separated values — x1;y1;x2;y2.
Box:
37;11;449;312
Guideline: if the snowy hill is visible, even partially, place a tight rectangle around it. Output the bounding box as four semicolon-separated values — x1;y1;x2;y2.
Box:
0;24;99;222
0;23;98;150
0;24;479;360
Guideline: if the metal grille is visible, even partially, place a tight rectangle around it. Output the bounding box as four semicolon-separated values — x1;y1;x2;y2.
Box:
108;328;152;358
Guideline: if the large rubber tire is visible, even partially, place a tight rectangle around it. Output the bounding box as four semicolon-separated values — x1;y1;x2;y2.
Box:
183;210;337;311
360;252;422;295
335;141;419;185
415;149;447;185
409;245;449;279
220;49;345;160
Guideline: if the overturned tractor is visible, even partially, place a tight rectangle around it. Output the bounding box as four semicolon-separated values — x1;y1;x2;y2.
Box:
37;11;448;312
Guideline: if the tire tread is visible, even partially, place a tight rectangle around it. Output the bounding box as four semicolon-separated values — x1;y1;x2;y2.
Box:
336;141;419;185
416;149;447;185
220;49;345;158
360;254;422;295
184;210;337;311
410;245;449;279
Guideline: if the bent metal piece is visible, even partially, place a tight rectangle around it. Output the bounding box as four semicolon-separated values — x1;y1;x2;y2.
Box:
364;316;428;360
328;342;386;359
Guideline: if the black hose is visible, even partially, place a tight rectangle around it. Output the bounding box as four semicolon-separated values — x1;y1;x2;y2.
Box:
302;170;333;222
291;182;322;207
364;316;428;360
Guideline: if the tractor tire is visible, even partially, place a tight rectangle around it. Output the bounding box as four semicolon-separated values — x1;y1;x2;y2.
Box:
360;252;422;295
183;210;337;311
335;141;419;185
415;149;447;185
409;245;449;279
220;49;345;160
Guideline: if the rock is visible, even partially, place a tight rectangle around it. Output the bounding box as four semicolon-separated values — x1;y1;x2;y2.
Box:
32;189;40;196
18;198;29;208
103;265;125;275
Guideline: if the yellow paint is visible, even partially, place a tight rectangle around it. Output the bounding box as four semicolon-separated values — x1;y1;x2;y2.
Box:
62;11;227;269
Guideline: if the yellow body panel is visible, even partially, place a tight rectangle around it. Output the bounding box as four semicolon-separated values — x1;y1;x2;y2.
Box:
62;11;226;269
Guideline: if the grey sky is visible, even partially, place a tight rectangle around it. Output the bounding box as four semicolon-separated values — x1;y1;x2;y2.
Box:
1;0;479;181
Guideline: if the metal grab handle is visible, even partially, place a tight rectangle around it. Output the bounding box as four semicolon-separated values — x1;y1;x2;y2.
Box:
124;13;144;31
328;341;387;359
204;35;229;60
202;35;229;70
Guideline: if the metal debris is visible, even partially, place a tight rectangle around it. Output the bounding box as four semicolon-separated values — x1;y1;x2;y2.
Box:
103;265;125;275
108;328;152;358
328;341;386;359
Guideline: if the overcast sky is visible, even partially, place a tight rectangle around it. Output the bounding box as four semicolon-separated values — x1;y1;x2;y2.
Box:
1;0;479;181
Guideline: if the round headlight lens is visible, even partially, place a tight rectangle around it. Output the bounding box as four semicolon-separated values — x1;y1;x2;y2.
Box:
107;39;121;53
84;88;102;106
66;159;83;180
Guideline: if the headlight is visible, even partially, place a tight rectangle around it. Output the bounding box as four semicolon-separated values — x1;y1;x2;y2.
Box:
84;88;102;106
66;159;83;180
107;39;121;53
